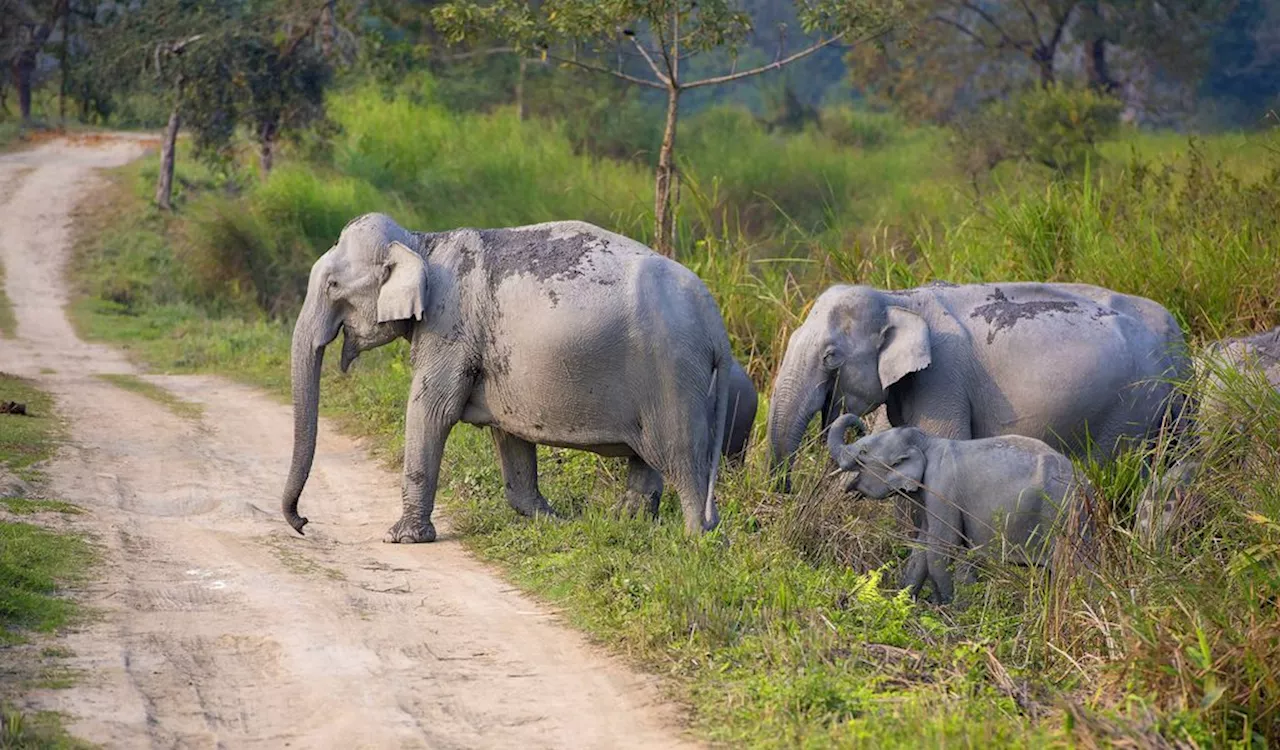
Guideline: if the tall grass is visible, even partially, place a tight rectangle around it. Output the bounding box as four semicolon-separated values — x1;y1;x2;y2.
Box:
69;81;1280;746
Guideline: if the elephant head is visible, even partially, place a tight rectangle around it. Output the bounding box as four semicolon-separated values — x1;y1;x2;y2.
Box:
282;213;428;534
768;285;931;489
826;415;926;499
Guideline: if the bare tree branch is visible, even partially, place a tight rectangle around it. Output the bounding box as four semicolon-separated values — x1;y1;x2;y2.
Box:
1016;0;1042;42
626;33;670;85
1046;2;1079;55
545;51;667;89
683;32;847;89
930;14;1002;50
434;45;516;62
950;0;1030;53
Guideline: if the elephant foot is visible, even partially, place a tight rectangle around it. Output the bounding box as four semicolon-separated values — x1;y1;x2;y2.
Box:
613;490;659;520
383;515;437;544
522;500;564;519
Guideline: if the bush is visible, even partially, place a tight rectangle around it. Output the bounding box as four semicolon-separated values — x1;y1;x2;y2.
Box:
956;84;1124;181
818;105;903;150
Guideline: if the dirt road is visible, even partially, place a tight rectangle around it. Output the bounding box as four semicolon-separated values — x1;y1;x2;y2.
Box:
0;136;694;749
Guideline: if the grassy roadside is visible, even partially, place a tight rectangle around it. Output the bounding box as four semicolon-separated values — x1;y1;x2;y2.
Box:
0;374;95;748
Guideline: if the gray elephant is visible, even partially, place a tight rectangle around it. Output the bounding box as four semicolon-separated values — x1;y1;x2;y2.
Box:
768;281;1190;489
827;415;1093;603
1136;326;1280;540
613;357;756;519
723;360;758;463
282;213;734;541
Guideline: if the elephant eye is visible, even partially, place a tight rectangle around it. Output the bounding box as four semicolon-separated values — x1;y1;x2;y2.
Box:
822;346;843;369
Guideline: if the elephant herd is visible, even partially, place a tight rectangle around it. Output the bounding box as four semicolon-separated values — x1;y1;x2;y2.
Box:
279;213;1275;603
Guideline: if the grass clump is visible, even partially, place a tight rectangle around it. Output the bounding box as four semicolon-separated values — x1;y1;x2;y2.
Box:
0;500;82;516
0;704;91;749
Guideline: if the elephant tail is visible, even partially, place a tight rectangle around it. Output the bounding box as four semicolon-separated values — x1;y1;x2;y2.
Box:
704;345;731;530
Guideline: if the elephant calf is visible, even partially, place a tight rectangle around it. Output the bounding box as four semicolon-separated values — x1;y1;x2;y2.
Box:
827;414;1093;604
282;213;735;541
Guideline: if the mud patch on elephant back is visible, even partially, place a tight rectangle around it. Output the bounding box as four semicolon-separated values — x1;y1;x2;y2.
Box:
970;288;1082;344
477;226;610;293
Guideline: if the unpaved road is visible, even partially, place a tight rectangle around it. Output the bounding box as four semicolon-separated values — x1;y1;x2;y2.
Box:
0;136;694;749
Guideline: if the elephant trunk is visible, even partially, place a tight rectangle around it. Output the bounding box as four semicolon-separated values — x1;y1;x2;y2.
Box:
282;318;327;535
766;371;830;492
825;413;868;464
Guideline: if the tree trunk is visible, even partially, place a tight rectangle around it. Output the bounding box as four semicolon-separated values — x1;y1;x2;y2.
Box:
515;56;526;121
1085;37;1118;94
155;108;181;210
321;0;337;57
15;58;34;122
59;0;69;126
1035;51;1055;87
653;85;680;257
259;121;277;176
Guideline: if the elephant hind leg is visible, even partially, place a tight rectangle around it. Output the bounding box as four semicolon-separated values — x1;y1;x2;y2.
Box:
490;428;559;518
616;456;663;520
665;453;718;534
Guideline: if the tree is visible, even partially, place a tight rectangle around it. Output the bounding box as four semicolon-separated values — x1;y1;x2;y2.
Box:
850;0;1237;125
98;0;334;209
432;0;902;256
3;0;70;122
1074;0;1234;98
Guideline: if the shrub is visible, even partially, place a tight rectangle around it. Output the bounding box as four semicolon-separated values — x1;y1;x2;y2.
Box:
818;105;903;150
956;84;1124;181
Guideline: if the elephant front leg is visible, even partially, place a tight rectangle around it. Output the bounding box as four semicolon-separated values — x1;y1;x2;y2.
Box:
899;495;929;596
490;428;559;518
922;496;964;604
385;376;466;544
616;457;663;519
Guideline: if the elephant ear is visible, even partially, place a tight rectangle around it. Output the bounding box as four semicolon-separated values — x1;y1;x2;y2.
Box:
878;306;931;389
377;241;429;323
886;445;926;494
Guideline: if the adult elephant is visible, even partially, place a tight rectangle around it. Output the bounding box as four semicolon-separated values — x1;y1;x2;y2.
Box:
768;281;1190;490
282;213;733;541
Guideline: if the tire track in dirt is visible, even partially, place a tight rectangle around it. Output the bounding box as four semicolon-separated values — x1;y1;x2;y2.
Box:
0;136;695;749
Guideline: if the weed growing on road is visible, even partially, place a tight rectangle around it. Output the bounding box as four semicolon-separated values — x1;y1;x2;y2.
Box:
0;704;91;749
95;373;203;420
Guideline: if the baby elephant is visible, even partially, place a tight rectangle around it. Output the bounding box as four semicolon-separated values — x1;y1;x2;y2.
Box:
827;414;1091;603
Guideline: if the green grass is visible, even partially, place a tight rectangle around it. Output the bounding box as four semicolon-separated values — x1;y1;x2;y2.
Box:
0;500;82;516
95;373;203;420
0;522;93;645
64;83;1280;746
0;704;92;749
0;376;59;484
0;375;95;746
0;261;15;339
